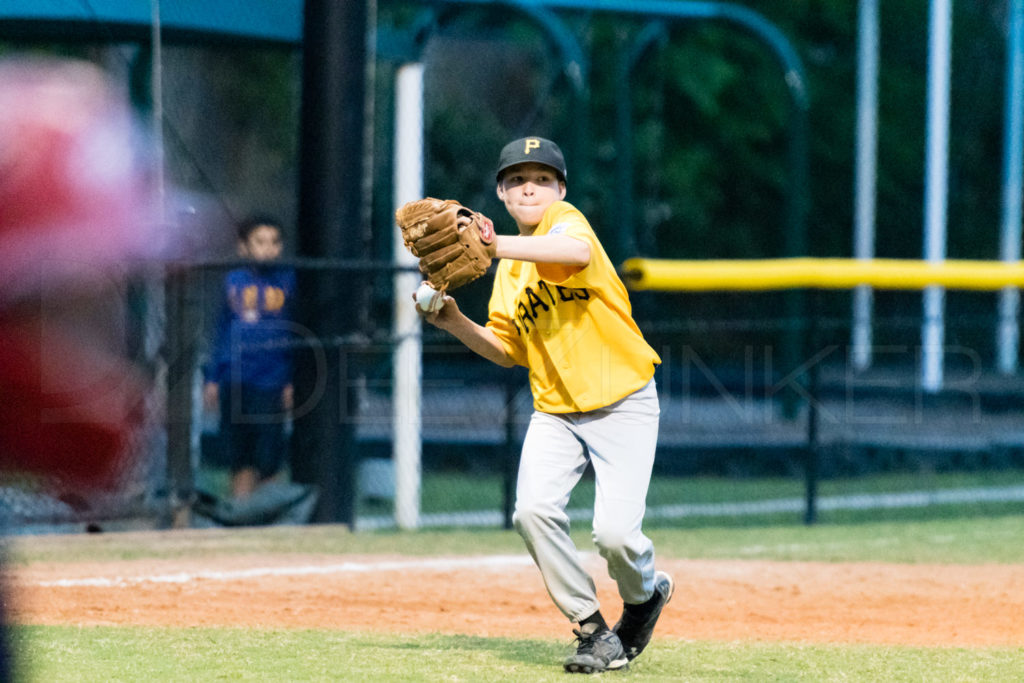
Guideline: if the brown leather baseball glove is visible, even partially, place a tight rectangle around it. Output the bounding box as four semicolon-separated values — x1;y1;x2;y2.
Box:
395;197;497;292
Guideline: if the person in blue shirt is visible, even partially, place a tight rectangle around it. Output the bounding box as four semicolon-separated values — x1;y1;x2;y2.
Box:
203;215;296;499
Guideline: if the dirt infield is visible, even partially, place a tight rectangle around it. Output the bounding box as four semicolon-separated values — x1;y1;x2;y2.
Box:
8;552;1023;647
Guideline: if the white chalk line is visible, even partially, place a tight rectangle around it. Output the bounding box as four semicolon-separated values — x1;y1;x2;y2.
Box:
34;554;535;588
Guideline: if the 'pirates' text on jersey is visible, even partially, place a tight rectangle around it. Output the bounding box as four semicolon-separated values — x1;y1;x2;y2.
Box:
486;201;660;413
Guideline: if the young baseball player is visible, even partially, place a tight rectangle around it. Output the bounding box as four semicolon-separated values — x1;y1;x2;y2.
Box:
419;137;674;673
203;216;296;500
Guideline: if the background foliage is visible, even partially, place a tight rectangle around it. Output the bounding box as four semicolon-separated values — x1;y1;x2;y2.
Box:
377;1;1007;264
15;2;1000;274
18;1;1003;321
368;1;1014;361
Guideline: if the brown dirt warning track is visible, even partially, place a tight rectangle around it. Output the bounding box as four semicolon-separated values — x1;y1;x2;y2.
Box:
7;545;1024;647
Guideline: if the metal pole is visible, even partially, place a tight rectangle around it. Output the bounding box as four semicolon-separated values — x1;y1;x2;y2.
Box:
502;374;519;529
392;63;425;531
293;0;367;525
852;0;879;372
922;0;953;393
998;0;1024;374
150;0;190;527
150;0;165;219
803;292;822;525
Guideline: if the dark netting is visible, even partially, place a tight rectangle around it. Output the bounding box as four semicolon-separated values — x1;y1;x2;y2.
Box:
0;340;170;534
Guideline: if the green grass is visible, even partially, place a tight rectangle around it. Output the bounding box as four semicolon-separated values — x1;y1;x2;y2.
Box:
8;513;1024;565
576;470;1024;510
203;465;1024;514
12;626;1024;682
363;468;1024;531
375;469;1024;515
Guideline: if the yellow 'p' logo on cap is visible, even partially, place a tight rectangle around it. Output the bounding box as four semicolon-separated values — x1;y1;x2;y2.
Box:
524;138;540;154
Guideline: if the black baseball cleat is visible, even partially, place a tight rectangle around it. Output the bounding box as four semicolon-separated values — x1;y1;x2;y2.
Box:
563;622;628;674
613;570;675;661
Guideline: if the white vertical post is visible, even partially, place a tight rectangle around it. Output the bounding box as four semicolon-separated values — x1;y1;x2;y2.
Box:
392;63;425;530
922;0;953;393
998;0;1024;374
852;0;880;372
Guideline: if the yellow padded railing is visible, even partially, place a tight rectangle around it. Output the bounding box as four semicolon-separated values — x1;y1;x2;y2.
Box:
620;257;1024;292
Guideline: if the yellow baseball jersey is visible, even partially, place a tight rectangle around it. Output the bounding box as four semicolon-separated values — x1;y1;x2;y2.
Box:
486;201;661;413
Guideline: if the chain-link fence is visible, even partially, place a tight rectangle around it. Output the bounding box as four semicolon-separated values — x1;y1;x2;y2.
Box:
5;273;1024;534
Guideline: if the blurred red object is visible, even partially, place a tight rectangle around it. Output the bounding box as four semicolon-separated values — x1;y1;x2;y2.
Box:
0;57;163;303
0;57;158;489
0;316;147;489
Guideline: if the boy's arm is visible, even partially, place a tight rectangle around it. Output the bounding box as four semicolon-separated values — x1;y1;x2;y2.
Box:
424;296;516;368
495;234;590;266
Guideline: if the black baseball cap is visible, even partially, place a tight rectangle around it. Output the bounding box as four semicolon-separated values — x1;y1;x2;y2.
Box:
495;136;567;183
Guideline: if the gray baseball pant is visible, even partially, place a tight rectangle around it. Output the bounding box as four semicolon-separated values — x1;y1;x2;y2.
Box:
513;378;660;623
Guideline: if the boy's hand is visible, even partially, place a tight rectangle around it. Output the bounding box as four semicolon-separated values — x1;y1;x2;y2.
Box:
412;290;458;329
203;382;219;412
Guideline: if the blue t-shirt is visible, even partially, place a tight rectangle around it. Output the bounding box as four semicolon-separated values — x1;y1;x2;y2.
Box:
203;265;297;390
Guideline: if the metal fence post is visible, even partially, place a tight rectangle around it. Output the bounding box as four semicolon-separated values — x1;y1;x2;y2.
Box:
164;266;197;528
502;373;520;530
803;290;822;525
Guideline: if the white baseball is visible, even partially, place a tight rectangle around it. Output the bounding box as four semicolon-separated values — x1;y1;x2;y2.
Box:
415;282;445;313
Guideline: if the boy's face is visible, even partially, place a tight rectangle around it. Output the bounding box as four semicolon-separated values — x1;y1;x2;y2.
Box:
496;162;566;229
239;225;283;262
